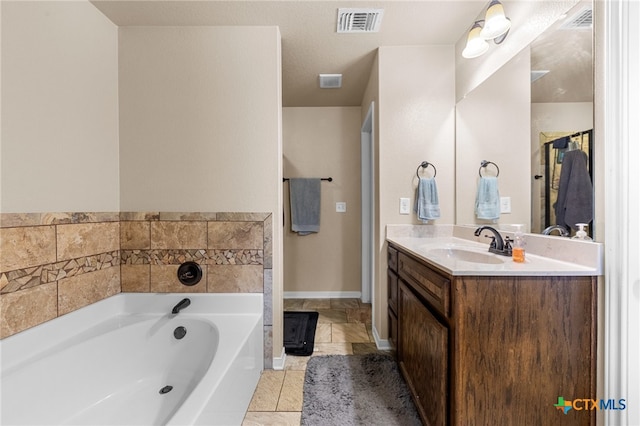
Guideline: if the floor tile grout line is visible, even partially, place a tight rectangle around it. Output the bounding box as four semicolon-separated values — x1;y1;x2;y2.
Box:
244;299;374;425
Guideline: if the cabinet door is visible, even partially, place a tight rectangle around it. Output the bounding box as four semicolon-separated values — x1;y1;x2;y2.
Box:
399;281;448;426
388;269;398;314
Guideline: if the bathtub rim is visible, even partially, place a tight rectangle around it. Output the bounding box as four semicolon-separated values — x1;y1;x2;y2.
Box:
1;292;263;373
1;292;264;426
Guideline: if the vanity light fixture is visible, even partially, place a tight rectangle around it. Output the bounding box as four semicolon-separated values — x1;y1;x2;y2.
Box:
462;0;511;59
480;0;511;42
462;21;490;59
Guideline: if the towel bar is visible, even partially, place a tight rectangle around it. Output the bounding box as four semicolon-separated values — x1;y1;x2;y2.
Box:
479;160;500;177
416;161;437;178
283;177;333;182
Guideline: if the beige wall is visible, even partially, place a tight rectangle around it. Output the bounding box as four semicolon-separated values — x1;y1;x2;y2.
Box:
118;26;281;213
1;1;119;213
282;107;362;295
118;26;284;361
375;45;456;338
2;13;284;363
456;48;531;229
531;102;594;136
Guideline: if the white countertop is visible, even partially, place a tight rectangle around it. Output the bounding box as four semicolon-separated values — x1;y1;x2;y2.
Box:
386;225;603;277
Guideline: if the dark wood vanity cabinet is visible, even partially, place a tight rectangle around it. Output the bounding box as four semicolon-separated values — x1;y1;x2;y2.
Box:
387;243;597;426
387;246;399;348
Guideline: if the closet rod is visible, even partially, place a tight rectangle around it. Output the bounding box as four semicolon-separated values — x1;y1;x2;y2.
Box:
283;177;333;182
569;129;592;138
545;129;593;146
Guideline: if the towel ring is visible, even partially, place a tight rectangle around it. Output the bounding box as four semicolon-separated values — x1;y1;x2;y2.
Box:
416;161;437;179
479;160;499;177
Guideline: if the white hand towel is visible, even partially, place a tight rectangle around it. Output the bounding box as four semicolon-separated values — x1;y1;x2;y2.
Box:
414;177;441;222
475;177;501;220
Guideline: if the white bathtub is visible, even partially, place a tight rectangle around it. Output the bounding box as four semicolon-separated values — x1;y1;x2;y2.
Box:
0;293;263;425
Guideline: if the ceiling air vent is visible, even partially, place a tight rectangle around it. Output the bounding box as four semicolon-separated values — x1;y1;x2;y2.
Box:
560;7;593;30
337;8;384;33
319;74;342;89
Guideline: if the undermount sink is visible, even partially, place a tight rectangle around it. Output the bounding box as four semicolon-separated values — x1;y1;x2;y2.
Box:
427;248;506;264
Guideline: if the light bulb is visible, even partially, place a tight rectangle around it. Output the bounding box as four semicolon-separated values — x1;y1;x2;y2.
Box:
480;0;511;40
462;22;489;59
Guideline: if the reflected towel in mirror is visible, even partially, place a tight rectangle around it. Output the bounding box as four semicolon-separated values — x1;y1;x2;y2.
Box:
554;150;593;230
475;176;501;220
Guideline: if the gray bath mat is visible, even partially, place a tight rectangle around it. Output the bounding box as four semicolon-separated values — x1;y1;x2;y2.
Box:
301;353;422;426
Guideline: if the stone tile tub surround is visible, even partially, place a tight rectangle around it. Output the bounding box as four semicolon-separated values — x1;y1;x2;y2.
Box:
386;224;603;273
1;211;274;368
1;213;121;338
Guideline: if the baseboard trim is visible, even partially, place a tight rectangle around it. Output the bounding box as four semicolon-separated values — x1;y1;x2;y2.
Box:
283;291;362;299
272;347;286;370
372;324;393;351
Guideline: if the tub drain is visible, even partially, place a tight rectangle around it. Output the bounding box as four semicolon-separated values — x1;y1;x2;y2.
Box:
159;385;173;394
174;326;187;340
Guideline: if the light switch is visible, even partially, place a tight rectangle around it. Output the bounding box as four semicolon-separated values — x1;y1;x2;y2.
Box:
400;198;410;215
500;197;512;214
336;202;347;213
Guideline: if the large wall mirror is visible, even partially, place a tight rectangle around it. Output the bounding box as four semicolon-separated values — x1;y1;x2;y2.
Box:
530;1;594;235
455;0;594;235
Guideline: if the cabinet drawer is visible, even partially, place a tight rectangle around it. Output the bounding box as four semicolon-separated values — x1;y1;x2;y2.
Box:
388;269;398;314
388;246;398;273
398;252;450;317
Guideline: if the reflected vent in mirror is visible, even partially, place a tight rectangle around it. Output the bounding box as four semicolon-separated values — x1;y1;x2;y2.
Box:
531;70;550;83
560;8;592;30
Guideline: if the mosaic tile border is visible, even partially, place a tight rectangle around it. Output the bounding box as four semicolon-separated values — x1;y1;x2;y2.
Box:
121;249;264;265
1;251;120;294
1;248;265;294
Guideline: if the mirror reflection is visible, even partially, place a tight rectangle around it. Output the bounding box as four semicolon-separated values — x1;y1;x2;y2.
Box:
455;0;594;235
530;1;594;235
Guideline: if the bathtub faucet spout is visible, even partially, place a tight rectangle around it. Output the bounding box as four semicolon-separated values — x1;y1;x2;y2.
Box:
171;298;191;315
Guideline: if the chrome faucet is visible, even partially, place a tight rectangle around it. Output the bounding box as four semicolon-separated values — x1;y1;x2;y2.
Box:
171;298;191;315
474;226;512;256
542;225;570;237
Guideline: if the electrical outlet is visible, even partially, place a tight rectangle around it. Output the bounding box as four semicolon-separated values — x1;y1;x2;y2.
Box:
400;198;410;215
336;202;347;213
500;197;511;214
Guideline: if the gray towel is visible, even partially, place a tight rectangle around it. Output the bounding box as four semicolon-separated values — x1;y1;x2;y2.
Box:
414;177;440;221
475;176;500;220
553;136;570;149
555;150;593;230
289;178;321;235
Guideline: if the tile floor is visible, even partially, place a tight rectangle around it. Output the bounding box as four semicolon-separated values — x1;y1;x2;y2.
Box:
242;298;389;426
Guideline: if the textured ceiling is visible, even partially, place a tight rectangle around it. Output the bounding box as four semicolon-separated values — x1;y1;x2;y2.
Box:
91;0;487;107
91;0;592;107
530;13;593;103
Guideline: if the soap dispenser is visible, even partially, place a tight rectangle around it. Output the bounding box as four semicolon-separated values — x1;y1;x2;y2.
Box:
572;223;593;241
512;224;526;263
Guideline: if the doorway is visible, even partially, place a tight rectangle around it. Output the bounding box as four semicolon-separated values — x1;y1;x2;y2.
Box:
361;102;374;304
